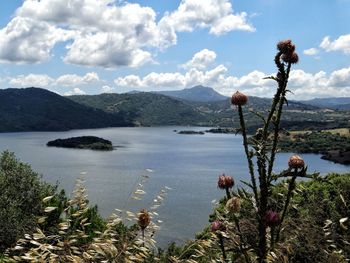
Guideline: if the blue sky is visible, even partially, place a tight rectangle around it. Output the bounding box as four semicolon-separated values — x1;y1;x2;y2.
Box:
0;0;349;99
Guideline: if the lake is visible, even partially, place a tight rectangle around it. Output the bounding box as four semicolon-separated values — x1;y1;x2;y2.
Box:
0;127;348;247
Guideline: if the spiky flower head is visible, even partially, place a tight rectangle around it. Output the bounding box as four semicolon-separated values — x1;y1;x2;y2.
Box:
282;52;299;64
264;210;280;227
226;197;241;213
138;209;151;231
231;91;248;106
211;220;224;233
288;155;305;169
277;39;295;55
218;174;235;190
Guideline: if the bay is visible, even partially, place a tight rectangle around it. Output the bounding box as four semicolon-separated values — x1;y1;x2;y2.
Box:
0;127;348;247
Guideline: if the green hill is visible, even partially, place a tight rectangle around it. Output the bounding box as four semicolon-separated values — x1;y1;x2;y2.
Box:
0;88;131;132
69;92;210;126
70;88;349;131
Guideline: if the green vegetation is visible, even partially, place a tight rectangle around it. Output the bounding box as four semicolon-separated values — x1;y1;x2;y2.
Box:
278;130;350;164
0;151;64;251
47;136;113;151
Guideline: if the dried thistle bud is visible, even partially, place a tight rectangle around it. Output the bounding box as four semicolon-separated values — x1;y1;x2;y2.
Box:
282;52;299;64
231;91;248;106
277;39;295;55
218;174;235;190
264;210;280;227
226;197;241;213
211;220;224;233
138;209;151;230
288;155;305;169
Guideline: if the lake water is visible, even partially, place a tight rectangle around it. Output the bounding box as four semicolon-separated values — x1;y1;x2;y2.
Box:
0;127;348;247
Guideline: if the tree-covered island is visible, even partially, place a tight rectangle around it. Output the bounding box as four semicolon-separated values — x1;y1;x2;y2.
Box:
47;136;113;151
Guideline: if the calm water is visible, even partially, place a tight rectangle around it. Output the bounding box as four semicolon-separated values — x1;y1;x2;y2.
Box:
0;127;348;246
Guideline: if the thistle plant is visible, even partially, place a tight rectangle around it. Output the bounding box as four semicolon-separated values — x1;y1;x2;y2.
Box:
213;40;321;262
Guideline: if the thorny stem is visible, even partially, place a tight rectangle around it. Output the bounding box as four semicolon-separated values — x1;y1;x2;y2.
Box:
232;215;251;263
218;234;227;262
225;188;231;199
238;105;259;205
275;169;298;243
270;226;276;250
267;62;292;182
256;52;289;263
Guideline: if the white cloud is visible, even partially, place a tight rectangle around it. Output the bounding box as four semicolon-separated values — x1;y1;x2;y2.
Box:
303;48;319;56
101;85;115;93
9;74;54;87
56;72;100;86
328;67;350;87
159;0;255;36
0;0;254;67
64;88;86;96
320;34;350;54
7;72;101;92
0;17;72;63
114;65;350;99
182;49;217;70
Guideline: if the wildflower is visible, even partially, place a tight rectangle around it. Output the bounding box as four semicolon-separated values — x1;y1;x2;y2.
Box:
288;155;305;169
138;209;151;231
265;210;280;227
211;220;224;233
231;91;248;106
226;197;241;213
282;52;299;64
218;174;234;190
277;39;295;55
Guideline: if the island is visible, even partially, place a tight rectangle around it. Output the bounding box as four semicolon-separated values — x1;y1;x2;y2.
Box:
177;130;205;135
47;136;113;151
205;128;236;134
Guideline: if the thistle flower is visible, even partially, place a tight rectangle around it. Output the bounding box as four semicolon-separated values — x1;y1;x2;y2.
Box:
277;39;295;55
211;220;224;233
226;197;241;213
138;209;151;231
218;174;234;199
264;210;280;227
231;91;248;106
282;52;299;64
288;155;305;169
218;174;234;190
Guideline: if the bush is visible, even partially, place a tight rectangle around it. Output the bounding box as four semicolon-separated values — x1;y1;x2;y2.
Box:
0;151;61;250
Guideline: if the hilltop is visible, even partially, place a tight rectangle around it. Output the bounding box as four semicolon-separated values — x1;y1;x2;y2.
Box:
0;88;131;132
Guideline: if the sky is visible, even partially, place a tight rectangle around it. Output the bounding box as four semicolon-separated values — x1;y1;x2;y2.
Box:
0;0;349;100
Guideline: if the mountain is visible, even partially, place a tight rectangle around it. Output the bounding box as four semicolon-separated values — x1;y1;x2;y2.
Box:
155;85;227;102
69;92;210;126
0;87;131;132
300;97;350;110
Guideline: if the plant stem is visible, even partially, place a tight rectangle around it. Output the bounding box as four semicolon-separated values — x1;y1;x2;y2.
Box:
267;63;292;182
238;105;259;205
275;169;297;243
225;188;231;199
233;215;251;263
218;234;227;262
